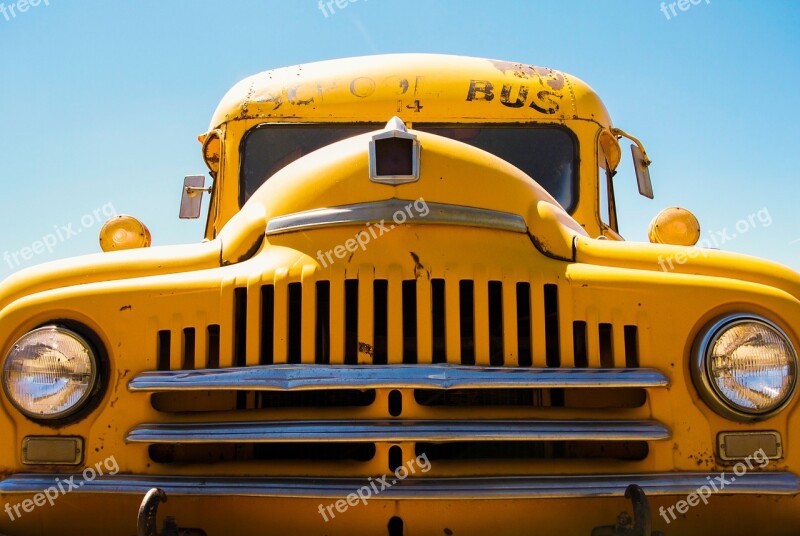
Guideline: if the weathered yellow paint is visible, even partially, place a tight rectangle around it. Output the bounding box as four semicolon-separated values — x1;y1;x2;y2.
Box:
0;54;798;535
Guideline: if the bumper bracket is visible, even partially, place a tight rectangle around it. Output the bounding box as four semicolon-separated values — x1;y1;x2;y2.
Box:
590;484;665;536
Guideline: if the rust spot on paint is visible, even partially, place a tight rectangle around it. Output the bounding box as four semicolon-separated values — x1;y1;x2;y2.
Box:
358;342;374;357
488;60;565;90
410;251;426;280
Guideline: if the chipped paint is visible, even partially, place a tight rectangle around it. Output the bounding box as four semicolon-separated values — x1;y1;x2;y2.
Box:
357;341;374;357
409;251;427;280
208;55;611;131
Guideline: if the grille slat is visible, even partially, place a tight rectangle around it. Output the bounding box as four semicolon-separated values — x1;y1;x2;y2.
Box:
328;271;345;364
431;279;446;363
445;277;462;364
300;268;317;364
357;268;374;364
501;276;518;367
611;313;627;368
272;270;289;364
260;286;274;365
401;280;418;364
245;286;261;367
472;273;490;366
488;280;504;366
169;319;183;371
415;276;433;364
194;322;208;369
387;267;404;364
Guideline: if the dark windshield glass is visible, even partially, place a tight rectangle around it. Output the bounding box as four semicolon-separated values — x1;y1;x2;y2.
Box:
240;124;577;210
240;125;378;205
416;125;576;211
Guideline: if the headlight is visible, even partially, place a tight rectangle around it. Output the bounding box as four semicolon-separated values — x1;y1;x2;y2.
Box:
692;314;798;421
2;326;99;421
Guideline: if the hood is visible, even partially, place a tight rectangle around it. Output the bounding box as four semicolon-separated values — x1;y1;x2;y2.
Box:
0;241;222;312
217;128;588;264
574;235;800;302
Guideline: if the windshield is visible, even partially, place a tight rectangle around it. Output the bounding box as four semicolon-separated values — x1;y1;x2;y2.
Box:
240;124;577;210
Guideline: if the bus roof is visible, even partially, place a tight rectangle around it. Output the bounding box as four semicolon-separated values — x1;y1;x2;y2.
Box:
209;54;612;130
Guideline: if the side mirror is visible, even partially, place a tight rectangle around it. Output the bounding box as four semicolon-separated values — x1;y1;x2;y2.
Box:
630;144;654;199
179;175;211;219
611;128;654;199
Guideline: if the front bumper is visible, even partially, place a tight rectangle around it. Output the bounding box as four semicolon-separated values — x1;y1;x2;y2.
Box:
2;471;798;498
1;472;799;536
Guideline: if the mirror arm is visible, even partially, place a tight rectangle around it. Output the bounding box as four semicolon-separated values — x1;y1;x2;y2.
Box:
611;127;652;166
612;127;654;200
180;175;210;219
185;186;212;198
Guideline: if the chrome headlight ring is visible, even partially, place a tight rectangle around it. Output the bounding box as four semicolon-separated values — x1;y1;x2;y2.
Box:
692;314;798;422
2;325;102;423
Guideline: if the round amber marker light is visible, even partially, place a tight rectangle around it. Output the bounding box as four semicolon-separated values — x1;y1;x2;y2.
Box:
648;207;701;246
99;215;152;252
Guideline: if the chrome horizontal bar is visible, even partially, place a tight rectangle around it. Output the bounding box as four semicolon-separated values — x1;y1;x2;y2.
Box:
265;199;528;235
126;419;670;444
128;364;669;392
1;472;797;499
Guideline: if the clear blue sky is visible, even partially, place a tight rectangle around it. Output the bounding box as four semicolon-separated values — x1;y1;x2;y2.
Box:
1;0;798;280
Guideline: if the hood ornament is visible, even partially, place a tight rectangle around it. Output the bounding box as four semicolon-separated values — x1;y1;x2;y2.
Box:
369;116;421;185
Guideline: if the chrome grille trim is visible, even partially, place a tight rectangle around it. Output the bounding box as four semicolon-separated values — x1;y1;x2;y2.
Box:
1;472;797;498
126;419;670;444
128;365;669;392
265;199;528;235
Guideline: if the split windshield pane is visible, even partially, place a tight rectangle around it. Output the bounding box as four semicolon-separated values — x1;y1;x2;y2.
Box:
240;124;577;211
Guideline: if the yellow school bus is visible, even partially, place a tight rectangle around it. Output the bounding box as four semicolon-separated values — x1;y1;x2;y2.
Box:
0;54;798;536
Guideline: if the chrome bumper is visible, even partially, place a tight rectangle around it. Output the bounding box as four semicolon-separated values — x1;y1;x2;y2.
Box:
1;472;798;499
